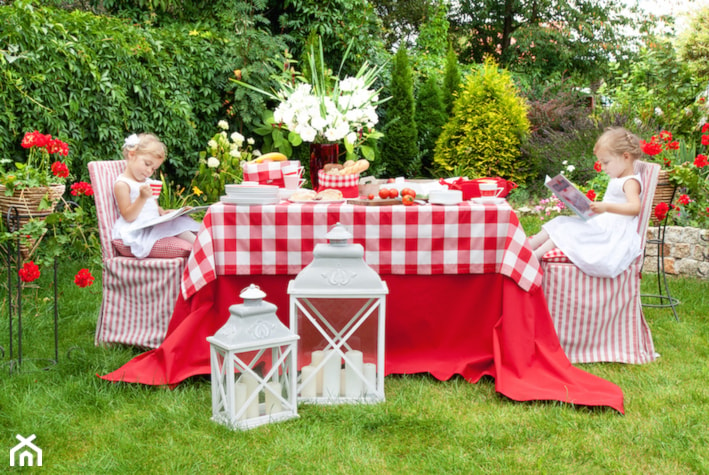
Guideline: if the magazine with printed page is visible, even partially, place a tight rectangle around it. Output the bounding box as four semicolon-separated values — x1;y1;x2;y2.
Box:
544;174;597;221
126;206;210;232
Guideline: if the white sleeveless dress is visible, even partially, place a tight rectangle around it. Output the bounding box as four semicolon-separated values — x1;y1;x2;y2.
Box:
542;174;643;278
111;175;201;258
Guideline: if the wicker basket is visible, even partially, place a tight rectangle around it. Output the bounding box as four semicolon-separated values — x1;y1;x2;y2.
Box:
0;183;66;257
651;169;676;225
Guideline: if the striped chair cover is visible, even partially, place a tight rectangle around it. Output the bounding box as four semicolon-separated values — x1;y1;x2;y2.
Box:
89;161;187;348
541;161;659;364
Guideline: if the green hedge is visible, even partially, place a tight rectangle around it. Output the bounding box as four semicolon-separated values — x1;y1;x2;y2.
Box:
0;2;283;183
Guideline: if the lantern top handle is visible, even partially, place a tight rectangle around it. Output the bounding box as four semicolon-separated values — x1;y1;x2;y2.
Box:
240;284;266;303
326;222;352;245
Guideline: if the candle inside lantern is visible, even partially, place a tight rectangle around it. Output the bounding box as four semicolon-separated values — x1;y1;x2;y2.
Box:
322;349;341;398
345;350;364;397
234;382;247;420
364;363;377;396
241;372;261;418
265;381;283;415
300;365;317;398
310;350;325;396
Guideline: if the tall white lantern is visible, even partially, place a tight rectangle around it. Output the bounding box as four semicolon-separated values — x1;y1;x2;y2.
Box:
288;223;388;404
207;284;299;430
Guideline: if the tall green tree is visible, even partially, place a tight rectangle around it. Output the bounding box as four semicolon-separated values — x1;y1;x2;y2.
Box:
442;44;460;115
381;46;417;177
678;6;709;79
415;75;446;174
371;0;438;51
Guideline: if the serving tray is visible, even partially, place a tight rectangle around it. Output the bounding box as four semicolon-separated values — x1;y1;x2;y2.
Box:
348;198;402;206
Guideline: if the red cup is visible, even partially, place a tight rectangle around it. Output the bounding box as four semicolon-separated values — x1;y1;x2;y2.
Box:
148;180;162;198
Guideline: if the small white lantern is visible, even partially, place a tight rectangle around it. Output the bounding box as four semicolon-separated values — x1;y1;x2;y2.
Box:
207;284;299;430
288;223;388;404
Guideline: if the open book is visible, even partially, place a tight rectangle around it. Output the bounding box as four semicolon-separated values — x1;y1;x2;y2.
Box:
545;174;597;221
126;206;210;232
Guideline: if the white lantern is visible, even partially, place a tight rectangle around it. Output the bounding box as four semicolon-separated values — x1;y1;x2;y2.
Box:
288;223;388;404
207;284;299;430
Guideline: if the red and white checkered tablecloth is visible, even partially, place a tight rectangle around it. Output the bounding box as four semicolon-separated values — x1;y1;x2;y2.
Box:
181;201;542;299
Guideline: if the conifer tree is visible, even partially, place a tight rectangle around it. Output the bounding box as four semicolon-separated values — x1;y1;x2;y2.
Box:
381;46;418;177
443;44;460;115
415;75;446;174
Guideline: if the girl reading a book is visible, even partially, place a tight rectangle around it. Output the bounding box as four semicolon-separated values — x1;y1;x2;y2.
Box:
529;127;644;278
112;133;200;258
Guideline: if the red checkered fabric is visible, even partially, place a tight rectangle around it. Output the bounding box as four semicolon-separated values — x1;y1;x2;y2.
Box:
89;160;188;349
181;201;542;299
541;161;659;364
242;160;300;187
112;237;192;259
317;170;360;197
541;247;571;263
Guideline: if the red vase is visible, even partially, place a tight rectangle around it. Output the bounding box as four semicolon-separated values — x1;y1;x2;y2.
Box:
309;143;339;189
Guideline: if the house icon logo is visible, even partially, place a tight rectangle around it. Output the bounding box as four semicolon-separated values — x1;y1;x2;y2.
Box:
10;434;43;467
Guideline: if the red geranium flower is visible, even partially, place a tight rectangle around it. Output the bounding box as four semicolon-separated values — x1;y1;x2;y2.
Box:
694;154;708;168
18;261;41;283
594;161;602;172
74;268;95;288
659;130;672;142
70;181;94;196
640;139;662;156
51;161;69;178
677;194;691;206
586;189;596;201
665;140;679;151
702;134;709;146
702;123;709;133
654;202;669;222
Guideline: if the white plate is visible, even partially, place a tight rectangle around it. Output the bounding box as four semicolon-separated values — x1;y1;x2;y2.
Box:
471;197;506;205
288;198;346;204
225;184;279;195
220;195;280;205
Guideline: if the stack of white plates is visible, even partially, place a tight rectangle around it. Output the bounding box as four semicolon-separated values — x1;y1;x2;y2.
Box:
221;183;280;205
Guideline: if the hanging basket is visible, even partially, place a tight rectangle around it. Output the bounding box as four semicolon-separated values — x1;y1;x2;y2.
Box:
0;183;66;258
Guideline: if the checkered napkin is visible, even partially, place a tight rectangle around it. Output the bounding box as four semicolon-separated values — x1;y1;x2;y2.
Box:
181;201;543;298
241;160;300;186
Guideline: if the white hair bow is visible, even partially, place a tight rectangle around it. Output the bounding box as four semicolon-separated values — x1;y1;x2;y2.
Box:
123;134;139;148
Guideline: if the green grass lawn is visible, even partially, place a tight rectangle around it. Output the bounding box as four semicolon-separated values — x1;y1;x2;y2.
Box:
1;259;708;474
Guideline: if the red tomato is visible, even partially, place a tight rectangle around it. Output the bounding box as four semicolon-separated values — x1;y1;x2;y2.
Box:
402;194;415;206
368;193;375;200
401;187;416;198
387;178;395;183
388;188;399;198
378;188;390;199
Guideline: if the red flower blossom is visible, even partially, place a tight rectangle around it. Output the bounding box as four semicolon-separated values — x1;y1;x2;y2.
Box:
702;123;709;133
640;139;662;156
702;134;709;146
18;261;41;283
665;140;679;151
654;202;669;222
677;194;691;206
659;130;672;142
70;181;94;196
586;189;596;201
51;161;69;178
694;154;708;168
594;161;602;172
74;268;95;288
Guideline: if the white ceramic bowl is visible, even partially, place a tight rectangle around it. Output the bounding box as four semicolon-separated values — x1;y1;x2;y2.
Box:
428;189;463;205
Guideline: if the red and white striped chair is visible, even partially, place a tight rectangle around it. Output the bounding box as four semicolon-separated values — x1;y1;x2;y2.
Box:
541;160;660;364
89;160;189;348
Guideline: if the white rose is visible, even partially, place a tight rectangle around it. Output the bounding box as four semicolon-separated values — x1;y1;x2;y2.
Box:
218;120;229;130
247;137;255;145
230;149;241;158
208;139;218;149
207;157;220;168
231;132;244;146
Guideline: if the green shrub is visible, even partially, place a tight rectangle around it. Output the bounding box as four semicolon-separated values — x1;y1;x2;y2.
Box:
415;75;446;175
433;58;530;183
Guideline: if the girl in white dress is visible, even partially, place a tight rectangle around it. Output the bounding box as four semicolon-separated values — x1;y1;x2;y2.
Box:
112;133;200;258
529;127;644;278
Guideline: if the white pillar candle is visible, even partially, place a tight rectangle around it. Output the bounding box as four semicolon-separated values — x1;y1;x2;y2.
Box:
363;363;377;396
300;365;317;398
241;372;261;418
265;382;283;415
322;349;341;399
340;369;347;396
310;350;325;396
345;350;364;398
234;382;247;421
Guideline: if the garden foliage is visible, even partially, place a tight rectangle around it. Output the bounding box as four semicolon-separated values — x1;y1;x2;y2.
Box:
415;75;446;175
433;59;530;183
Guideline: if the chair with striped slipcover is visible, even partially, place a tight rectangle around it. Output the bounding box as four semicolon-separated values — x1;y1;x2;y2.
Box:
540;160;660;364
89;160;188;349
